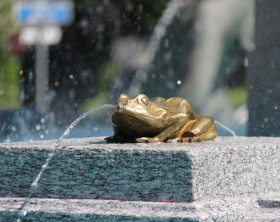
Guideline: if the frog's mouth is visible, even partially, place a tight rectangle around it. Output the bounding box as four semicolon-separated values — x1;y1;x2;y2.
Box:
115;101;124;112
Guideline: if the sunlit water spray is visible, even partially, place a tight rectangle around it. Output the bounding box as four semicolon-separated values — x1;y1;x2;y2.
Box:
16;104;114;222
215;120;237;137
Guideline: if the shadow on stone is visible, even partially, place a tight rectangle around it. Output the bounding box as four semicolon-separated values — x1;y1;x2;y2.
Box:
0;212;199;222
0;146;193;202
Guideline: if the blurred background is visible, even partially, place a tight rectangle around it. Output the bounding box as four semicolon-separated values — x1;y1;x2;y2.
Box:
0;0;279;142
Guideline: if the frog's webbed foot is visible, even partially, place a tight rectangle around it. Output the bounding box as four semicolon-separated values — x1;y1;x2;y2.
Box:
178;137;202;143
136;137;161;143
167;138;180;143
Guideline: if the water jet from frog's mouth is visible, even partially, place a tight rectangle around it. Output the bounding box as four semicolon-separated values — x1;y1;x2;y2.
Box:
16;103;114;222
115;101;124;112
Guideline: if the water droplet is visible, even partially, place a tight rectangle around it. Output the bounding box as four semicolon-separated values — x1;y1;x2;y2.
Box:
164;51;172;61
12;126;17;132
18;209;27;217
138;4;143;12
36;125;41;131
21;198;30;207
164;39;169;48
226;67;231;74
69;75;74;79
42;162;48;169
166;81;175;90
55;81;59;86
31;182;38;189
30;185;38;192
41;118;45;123
177;80;182;85
40;134;44;139
94;127;99;132
244;57;249;67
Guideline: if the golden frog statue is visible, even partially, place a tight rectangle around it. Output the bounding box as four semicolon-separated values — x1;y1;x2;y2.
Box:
105;94;217;143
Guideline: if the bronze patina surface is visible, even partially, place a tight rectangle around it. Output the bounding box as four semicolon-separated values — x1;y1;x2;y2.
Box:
105;94;217;143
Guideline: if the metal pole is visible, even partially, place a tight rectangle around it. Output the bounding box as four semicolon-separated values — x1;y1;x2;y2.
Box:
35;43;49;113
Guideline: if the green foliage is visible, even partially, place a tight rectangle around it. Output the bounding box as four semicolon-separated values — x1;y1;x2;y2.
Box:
0;56;20;108
226;87;248;108
0;0;20;108
97;59;116;92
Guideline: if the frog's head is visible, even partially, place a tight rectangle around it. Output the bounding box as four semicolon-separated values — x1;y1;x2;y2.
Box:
110;94;166;136
115;93;150;111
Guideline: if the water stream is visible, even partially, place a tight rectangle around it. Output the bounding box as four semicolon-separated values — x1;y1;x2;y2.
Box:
215;120;237;137
16;104;114;222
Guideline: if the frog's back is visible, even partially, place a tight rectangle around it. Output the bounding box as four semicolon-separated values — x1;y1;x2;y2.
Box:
152;97;199;119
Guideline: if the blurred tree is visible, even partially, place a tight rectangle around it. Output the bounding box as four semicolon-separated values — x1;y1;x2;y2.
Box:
0;0;20;108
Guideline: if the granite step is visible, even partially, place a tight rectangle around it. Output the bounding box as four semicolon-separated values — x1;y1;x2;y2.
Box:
258;192;280;208
0;196;258;222
0;137;279;202
245;208;280;222
245;193;280;221
1;194;280;221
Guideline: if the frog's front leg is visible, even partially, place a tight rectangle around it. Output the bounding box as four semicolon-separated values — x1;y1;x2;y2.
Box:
136;114;189;143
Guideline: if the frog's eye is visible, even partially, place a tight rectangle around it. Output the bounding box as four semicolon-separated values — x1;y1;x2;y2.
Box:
141;96;149;105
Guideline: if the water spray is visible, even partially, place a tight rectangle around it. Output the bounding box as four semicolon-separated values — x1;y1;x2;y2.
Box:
215;120;237;137
16;104;114;222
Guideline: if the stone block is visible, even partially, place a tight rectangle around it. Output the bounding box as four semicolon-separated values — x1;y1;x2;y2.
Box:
0;137;279;202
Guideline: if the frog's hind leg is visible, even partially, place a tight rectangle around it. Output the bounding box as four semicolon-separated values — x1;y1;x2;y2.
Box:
189;116;214;136
179;117;217;142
